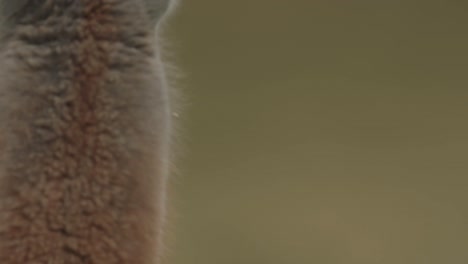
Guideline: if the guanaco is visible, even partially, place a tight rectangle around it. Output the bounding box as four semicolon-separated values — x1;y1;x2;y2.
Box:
0;0;175;263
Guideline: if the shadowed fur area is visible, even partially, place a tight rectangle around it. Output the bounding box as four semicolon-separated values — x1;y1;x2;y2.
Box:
0;0;172;263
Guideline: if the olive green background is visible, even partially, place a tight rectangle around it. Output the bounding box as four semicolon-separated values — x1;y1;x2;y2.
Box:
166;1;468;263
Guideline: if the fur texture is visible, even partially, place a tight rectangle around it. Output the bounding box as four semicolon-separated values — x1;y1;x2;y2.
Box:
0;0;173;263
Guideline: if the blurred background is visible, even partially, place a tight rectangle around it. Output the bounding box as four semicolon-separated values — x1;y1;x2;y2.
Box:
165;1;468;263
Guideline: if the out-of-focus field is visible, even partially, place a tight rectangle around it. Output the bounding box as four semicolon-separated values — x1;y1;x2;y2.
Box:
166;1;468;263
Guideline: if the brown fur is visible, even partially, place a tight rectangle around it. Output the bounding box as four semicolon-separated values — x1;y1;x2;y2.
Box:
0;0;173;263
